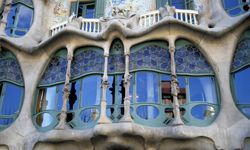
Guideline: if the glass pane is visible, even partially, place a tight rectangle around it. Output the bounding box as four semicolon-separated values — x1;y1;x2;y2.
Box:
36;86;57;111
136;105;159;120
172;0;185;9
36;113;54;127
14;30;26;36
223;0;240;9
1;83;23;115
229;7;242;16
5;5;17;35
189;77;217;103
242;107;250;117
117;75;125;105
81;75;101;107
57;84;64;111
16;5;33;29
178;77;187;104
67;81;80;110
233;68;250;104
80;108;99;123
86;4;95;18
0;118;14;126
161;75;172;104
107;76;115;106
136;72;158;103
191;105;215;120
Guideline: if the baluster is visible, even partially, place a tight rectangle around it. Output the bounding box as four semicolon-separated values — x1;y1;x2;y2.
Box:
189;13;192;24
193;14;197;25
153;13;156;24
185;12;188;23
180;12;183;21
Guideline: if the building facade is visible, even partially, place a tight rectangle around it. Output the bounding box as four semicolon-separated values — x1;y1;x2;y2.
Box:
0;0;249;149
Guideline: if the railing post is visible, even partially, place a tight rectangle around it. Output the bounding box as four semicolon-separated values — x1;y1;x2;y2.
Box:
120;47;133;122
169;40;184;126
97;50;112;124
193;14;197;25
56;45;74;129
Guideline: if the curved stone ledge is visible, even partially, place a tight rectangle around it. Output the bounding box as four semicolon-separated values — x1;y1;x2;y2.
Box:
0;13;249;53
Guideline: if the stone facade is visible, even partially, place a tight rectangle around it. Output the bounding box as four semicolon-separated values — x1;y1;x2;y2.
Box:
0;0;250;150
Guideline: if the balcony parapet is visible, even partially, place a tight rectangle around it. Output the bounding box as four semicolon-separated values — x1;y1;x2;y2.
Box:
49;7;199;37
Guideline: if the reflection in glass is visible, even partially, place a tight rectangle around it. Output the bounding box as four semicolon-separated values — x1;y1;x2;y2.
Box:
80;108;99;123
36;87;57;112
161;75;172;104
136;72;158;103
136;105;159;120
189;77;217;103
1;83;23;115
0;118;14;126
81;75;101;107
36;113;53;127
233;67;250;104
242;108;250;117
191;105;215;120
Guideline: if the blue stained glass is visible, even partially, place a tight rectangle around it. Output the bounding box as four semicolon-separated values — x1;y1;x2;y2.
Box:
40;50;67;86
0;50;24;85
175;44;213;74
231;38;250;72
130;42;171;73
108;39;125;73
71;47;104;79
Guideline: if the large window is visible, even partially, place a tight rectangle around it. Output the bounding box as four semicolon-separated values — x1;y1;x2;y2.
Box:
231;30;250;119
156;0;194;10
0;50;24;131
130;40;219;127
5;0;34;37
34;47;104;131
222;0;249;16
106;39;125;122
34;49;67;131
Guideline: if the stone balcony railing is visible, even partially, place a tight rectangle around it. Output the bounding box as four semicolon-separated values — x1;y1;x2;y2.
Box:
49;8;199;36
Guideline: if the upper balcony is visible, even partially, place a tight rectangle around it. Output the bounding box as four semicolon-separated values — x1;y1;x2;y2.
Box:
49;5;199;36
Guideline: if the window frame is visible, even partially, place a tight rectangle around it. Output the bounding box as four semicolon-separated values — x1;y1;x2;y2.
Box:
221;0;250;17
5;1;34;37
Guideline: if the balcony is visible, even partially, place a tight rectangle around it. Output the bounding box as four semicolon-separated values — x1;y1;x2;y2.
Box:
49;7;199;36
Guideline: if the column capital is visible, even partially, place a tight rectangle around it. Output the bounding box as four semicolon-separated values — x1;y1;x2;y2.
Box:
169;46;175;53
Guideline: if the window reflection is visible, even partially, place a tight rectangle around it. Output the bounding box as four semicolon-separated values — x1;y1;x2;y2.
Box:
0;82;23;127
136;72;158;103
5;1;33;37
233;67;250;104
189;77;217;103
106;75;125;121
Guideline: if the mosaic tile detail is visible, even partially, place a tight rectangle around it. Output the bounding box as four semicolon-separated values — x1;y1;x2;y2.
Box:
175;44;213;74
71;47;104;79
108;40;125;73
0;51;24;85
231;38;250;72
130;44;171;73
40;51;67;86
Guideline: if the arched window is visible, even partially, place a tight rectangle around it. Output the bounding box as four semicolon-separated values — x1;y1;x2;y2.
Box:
130;41;172;127
222;0;250;16
5;0;34;37
175;40;219;126
0;49;24;131
106;39;125;122
231;30;250;119
68;46;104;129
33;49;67;131
156;0;194;10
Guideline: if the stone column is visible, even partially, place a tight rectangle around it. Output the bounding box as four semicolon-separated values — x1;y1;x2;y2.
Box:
0;0;12;35
169;42;184;126
97;52;111;124
56;46;74;129
120;49;133;122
